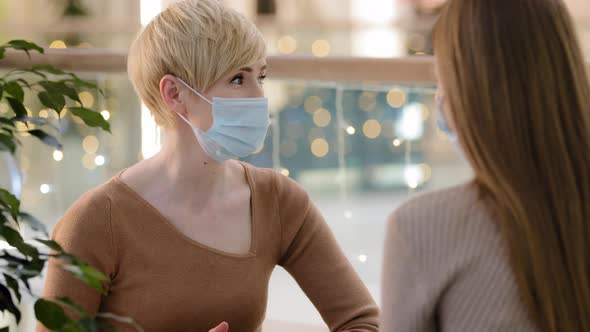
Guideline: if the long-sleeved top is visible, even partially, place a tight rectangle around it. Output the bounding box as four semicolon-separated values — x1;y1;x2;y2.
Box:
381;183;538;332
39;162;379;332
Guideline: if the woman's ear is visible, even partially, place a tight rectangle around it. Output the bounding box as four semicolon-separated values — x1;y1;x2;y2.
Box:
160;75;186;116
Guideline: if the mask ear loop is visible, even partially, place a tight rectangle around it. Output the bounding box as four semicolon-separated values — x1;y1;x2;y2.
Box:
174;77;214;126
175;77;213;105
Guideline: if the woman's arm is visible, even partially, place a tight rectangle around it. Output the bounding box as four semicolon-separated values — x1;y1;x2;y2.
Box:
36;189;116;332
274;173;379;332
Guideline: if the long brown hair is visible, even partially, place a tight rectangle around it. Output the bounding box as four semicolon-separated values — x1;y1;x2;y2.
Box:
433;0;590;330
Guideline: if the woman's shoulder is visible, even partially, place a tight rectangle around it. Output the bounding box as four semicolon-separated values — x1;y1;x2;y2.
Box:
389;182;498;248
54;175;122;233
393;182;482;221
241;162;306;197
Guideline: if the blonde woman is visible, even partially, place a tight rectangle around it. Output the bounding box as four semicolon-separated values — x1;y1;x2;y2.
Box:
38;1;379;331
382;0;590;331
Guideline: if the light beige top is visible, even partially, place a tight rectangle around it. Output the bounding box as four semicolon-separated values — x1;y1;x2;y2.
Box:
39;163;379;332
382;183;538;332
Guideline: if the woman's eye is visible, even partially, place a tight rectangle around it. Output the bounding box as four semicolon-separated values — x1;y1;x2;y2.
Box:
230;75;244;85
258;75;267;84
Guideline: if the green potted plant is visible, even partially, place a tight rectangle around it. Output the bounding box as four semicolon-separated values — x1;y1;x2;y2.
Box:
0;40;137;332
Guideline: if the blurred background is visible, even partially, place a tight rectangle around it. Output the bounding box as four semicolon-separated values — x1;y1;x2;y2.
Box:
0;0;589;330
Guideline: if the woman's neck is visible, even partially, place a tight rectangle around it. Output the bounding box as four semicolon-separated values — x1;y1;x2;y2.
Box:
148;122;233;196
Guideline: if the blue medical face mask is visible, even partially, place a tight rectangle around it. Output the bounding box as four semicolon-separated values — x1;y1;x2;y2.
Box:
175;78;270;162
436;92;458;143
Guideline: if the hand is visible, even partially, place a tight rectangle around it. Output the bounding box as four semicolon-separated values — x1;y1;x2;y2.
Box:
209;322;229;332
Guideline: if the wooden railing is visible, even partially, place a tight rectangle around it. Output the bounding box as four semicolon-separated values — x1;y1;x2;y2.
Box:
0;49;437;84
1;49;589;84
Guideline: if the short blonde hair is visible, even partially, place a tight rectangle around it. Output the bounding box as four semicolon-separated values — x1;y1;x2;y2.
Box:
128;0;267;127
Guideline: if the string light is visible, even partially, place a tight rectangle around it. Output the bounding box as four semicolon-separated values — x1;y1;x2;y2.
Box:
346;126;356;135
358;254;368;263
52;150;64;162
280;168;290;177
344;210;353;219
277;35;297;54
49;40;66;49
397;103;425;140
363;119;382;139
79;92;95;108
311;138;329;158
313;108;331;127
39;184;51;194
387;88;406;108
82;135;99;154
404;165;425;189
393;139;402;147
312;40;331;57
95;155;106;166
100;110;111;120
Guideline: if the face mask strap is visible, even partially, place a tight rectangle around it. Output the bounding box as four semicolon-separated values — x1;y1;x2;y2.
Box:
175;77;213;105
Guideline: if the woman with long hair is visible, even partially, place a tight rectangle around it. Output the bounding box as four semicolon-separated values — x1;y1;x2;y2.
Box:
381;0;590;330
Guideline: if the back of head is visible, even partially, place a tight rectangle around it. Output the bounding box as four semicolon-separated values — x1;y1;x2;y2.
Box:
127;0;267;127
433;0;590;330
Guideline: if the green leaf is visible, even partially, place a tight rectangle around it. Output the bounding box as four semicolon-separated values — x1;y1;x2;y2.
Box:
62;78;98;91
37;239;63;252
5;40;44;59
34;299;69;330
0;118;14;128
0;283;20;322
31;65;67;76
0;47;6;60
38;91;65;113
77;317;98;332
0;226;23;248
18;242;39;258
6;97;26;118
27;130;63;150
61;264;107;295
39;81;81;103
17;68;46;79
69;107;111;133
3;274;20;302
0;134;16;154
56;297;85;315
28;255;45;273
80;265;108;282
0;189;19;221
0;326;8;332
4;82;24;103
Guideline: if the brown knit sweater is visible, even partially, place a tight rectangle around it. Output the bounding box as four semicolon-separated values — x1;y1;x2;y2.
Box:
381;183;538;332
38;163;379;332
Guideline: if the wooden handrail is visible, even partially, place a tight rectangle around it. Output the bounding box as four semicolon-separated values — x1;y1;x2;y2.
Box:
0;49;588;84
0;49;436;84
